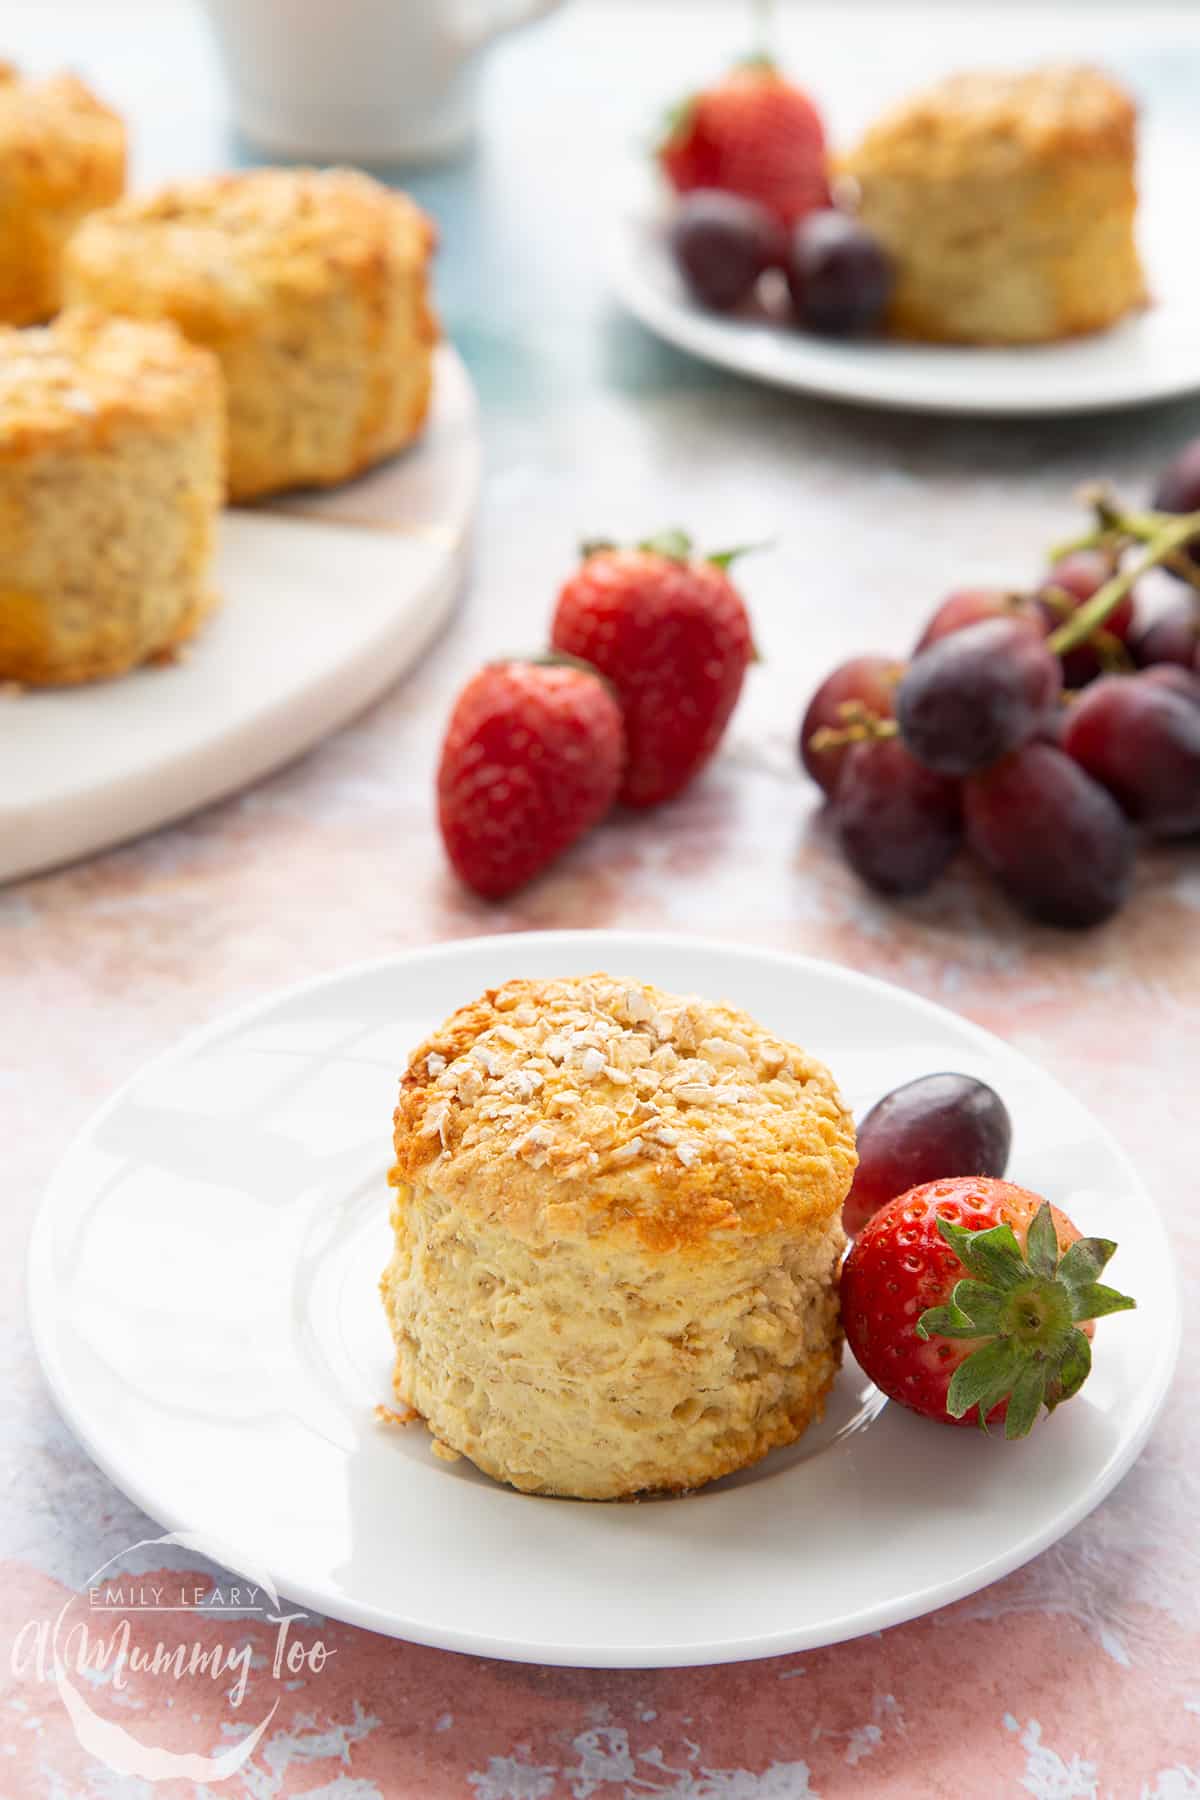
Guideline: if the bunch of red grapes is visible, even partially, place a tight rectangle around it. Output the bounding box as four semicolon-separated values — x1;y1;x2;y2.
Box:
670;192;893;338
801;443;1200;927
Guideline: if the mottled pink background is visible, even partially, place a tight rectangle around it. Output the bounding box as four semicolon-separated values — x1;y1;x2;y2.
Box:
4;1;1200;1794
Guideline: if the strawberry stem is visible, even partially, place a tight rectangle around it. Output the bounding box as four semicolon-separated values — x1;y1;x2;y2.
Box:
707;540;772;571
637;528;694;561
582;530;767;571
747;1;777;62
916;1201;1135;1439
656;95;696;156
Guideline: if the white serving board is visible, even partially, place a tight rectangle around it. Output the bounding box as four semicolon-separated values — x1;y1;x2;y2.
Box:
0;345;479;884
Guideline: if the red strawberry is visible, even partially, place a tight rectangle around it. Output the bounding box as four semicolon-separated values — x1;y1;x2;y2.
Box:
550;531;756;808
841;1177;1135;1437
437;660;623;899
659;61;828;228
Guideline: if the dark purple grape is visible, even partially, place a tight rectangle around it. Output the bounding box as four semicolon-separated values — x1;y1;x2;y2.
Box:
787;210;892;337
669;190;787;311
896;617;1062;777
1153;437;1200;578
914;588;1040;653
799;654;901;796
843;1072;1012;1236
1062;674;1200;838
965;743;1135;928
1133;596;1200;670
1036;550;1136;688
833;738;961;895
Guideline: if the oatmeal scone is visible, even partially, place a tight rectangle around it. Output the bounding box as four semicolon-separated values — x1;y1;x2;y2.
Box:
381;973;856;1500
0;63;125;325
0;310;224;685
64;166;437;501
844;65;1146;344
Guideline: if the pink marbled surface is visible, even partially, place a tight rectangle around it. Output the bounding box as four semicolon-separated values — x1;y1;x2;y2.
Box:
4;2;1200;1794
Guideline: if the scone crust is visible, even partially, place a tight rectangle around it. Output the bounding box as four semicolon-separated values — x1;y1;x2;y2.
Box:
0;308;220;457
0;63;125;325
0;310;224;685
391;972;857;1254
64;167;437;500
845;65;1146;345
849;64;1137;175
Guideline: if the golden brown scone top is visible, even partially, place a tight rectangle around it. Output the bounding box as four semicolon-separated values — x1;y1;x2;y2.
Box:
847;64;1137;178
391;974;857;1252
0;309;220;459
67;167;434;319
0;62;124;176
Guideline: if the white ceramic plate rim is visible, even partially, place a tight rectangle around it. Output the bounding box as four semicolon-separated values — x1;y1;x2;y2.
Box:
27;932;1182;1667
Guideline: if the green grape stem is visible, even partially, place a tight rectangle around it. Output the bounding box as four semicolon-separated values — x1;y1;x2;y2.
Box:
1046;508;1200;658
808;704;899;755
1050;489;1200;592
1093;498;1200;593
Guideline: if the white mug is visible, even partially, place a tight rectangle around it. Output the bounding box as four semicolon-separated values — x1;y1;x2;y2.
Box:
198;0;566;165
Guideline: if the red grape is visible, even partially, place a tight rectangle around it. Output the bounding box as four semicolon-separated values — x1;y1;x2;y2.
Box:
1036;703;1070;746
1133;596;1200;670
1036;550;1136;688
1153;437;1200;578
914;588;1040;653
843;1072;1012;1237
669;190;787;311
1154;437;1200;510
965;743;1134;927
897;618;1062;776
788;210;892;336
799;654;901;796
1040;549;1135;634
832;738;961;895
1140;664;1200;707
1062;674;1200;838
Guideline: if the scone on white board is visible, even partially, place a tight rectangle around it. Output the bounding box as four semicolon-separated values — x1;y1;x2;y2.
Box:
65;167;437;501
0;309;223;686
0;64;125;326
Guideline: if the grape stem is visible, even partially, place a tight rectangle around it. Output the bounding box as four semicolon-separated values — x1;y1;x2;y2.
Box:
1090;494;1200;594
1050;490;1200;596
808;701;899;755
1046;508;1200;658
1161;552;1200;593
1039;586;1132;670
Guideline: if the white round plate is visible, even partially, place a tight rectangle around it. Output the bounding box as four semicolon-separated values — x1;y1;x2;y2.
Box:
28;932;1178;1668
612;129;1200;416
0;344;478;885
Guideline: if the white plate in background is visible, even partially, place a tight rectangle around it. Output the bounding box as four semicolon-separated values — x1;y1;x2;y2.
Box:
612;130;1200;416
